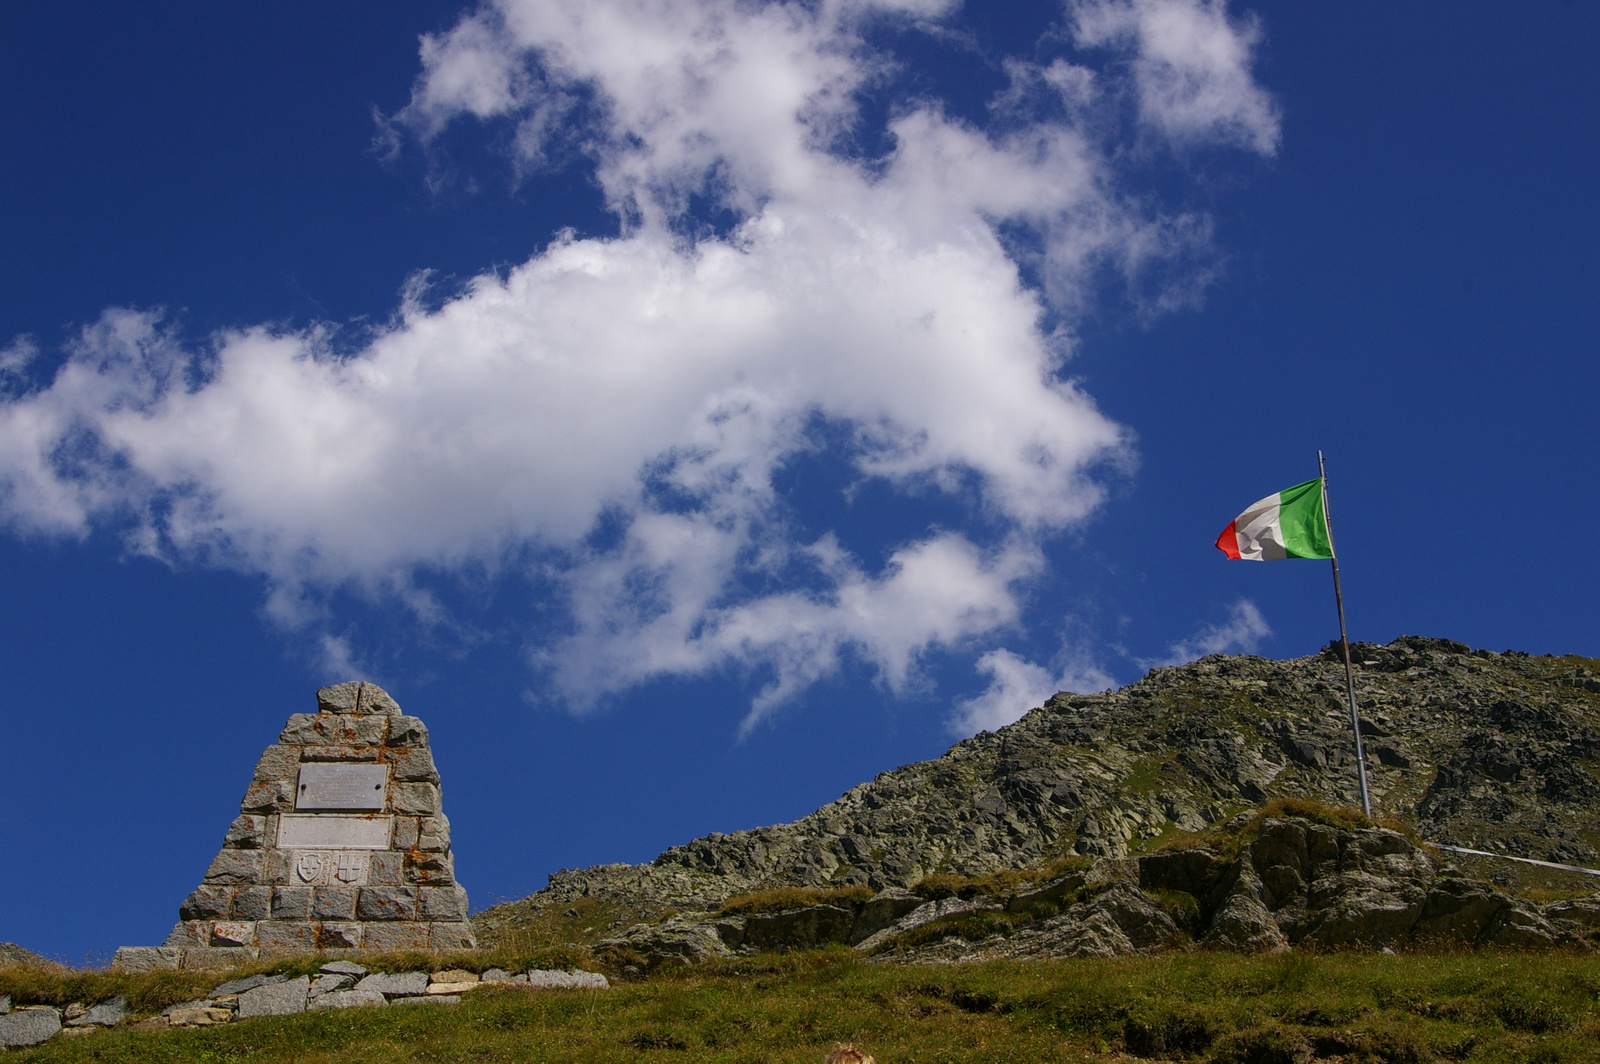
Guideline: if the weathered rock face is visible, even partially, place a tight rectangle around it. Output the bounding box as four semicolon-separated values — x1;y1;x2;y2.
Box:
600;816;1590;968
477;636;1600;946
114;682;473;970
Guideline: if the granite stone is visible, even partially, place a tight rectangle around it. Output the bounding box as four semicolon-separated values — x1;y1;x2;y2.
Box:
0;1008;62;1047
238;977;310;1018
354;971;430;997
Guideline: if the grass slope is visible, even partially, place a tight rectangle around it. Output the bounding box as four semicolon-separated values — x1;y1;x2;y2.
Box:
8;950;1600;1063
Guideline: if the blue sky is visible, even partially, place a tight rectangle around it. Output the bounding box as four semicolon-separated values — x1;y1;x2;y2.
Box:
2;1;1595;961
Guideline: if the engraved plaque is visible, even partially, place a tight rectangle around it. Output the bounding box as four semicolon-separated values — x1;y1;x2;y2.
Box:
277;813;392;850
296;763;388;810
291;850;371;886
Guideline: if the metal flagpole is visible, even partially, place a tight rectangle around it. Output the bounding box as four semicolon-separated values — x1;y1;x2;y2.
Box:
1319;451;1371;816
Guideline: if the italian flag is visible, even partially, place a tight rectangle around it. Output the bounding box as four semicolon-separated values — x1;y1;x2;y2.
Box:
1215;477;1333;561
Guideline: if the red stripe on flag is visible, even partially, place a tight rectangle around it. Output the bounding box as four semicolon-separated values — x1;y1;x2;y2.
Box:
1215;521;1242;559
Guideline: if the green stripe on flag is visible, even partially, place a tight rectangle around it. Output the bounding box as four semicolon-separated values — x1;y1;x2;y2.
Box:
1277;478;1332;559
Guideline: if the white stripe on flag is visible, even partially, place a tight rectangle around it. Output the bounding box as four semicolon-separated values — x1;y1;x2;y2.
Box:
1234;493;1289;561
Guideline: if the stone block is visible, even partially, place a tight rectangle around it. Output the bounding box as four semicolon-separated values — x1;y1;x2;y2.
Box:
0;993;8;1013
318;681;401;716
360;684;402;715
297;744;383;762
357;886;418;921
203;850;263;885
361;923;432;952
392;817;420;849
308;989;387;1010
391;782;440;815
224;814;267;849
240;779;294;814
419;885;468;922
0;1008;62;1047
428;982;479;995
316;682;363;713
262;849;292;886
272;887;313;920
163;921;207;947
68;997;127;1027
180;886;235;920
309;973;355;998
168;1007;232;1027
527;970;609;989
112;946;181;972
405;849;455;886
237;976;309;1018
232;886;273;921
256;921;318;952
182;947;257;970
282;713;385;746
387;716;429;747
429;922;477;951
388;747;439;783
419;814;451;851
210;922;255;947
321;960;368;976
397;994;459;1005
316;923;363;950
252;746;299;781
312;887;358;921
355;970;430;996
367;851;405;886
430;969;478;985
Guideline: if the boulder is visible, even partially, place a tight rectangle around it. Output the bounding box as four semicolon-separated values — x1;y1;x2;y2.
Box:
238;976;310;1018
0;1008;61;1048
355;971;431;997
307;990;388;1010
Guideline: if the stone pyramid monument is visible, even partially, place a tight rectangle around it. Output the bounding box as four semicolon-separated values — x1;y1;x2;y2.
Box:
115;681;474;970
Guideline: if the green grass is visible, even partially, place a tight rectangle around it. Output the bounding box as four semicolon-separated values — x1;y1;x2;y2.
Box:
9;950;1600;1062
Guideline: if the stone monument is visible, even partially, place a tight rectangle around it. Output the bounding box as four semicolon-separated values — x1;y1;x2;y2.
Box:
114;682;474;970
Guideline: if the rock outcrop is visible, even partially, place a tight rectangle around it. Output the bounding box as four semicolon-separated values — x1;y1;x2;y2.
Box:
597;814;1596;968
478;636;1600;950
114;682;473;970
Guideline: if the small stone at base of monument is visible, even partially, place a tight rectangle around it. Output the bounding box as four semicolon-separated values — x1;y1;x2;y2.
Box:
527;970;611;989
430;969;478;985
479;970;513;983
320;960;368;976
395;995;459;1006
67;998;127;1027
309;974;356;998
212;973;278;996
0;994;10;1013
168;1007;233;1027
355;971;430;997
0;1008;63;1048
308;989;388;1011
238;976;310;1018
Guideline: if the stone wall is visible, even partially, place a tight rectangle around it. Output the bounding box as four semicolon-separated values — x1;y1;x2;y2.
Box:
115;682;473;971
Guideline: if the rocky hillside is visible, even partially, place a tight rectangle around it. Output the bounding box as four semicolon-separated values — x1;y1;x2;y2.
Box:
477;636;1600;944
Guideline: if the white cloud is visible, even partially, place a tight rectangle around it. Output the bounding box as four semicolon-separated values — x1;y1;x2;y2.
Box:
1141;599;1272;668
1072;0;1280;155
950;643;1116;736
0;0;1278;722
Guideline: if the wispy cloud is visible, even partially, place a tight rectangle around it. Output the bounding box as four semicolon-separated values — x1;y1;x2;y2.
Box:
1139;599;1272;668
0;0;1278;726
949;642;1116;737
